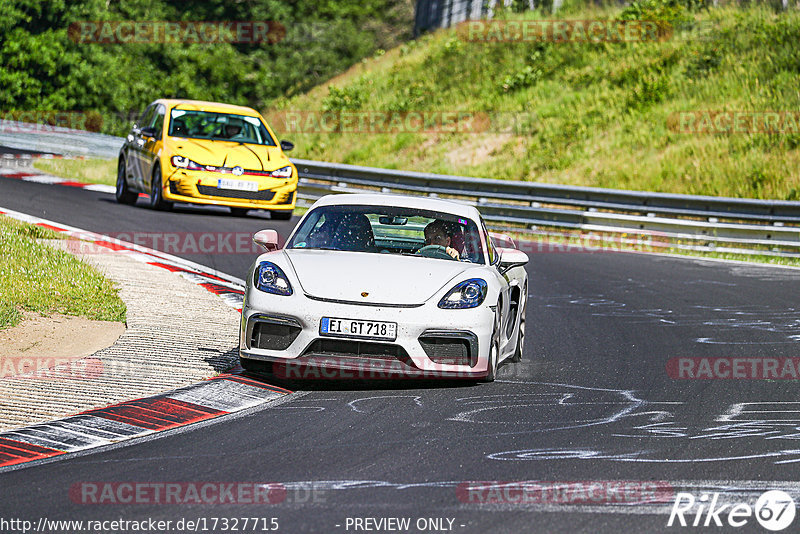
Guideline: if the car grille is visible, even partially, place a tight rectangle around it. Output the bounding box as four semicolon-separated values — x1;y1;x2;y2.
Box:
251;321;301;350
419;333;477;367
301;339;408;361
197;185;276;201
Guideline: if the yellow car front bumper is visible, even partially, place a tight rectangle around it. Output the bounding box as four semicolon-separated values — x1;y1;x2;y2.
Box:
163;169;297;211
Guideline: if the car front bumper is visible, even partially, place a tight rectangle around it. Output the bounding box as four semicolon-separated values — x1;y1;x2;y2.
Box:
163;168;297;211
239;285;495;380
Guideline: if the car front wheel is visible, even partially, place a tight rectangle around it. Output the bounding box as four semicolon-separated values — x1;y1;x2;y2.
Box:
510;282;527;363
115;157;137;205
149;165;172;211
481;308;501;382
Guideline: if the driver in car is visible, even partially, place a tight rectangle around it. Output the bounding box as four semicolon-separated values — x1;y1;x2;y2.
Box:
421;220;460;260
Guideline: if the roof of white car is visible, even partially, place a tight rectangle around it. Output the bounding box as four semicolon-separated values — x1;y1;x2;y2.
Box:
311;193;482;220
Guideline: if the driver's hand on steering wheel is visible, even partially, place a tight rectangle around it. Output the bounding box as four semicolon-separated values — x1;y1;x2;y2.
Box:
445;247;460;260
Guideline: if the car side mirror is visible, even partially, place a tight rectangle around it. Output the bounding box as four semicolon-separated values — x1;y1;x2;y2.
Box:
280;140;294;151
253;229;280;251
497;247;528;274
140;126;157;139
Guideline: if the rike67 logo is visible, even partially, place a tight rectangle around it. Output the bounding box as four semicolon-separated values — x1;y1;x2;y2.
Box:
668;490;796;531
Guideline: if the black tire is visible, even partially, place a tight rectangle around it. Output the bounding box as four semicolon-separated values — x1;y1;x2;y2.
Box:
149;165;172;211
510;282;527;363
115;157;137;205
481;308;501;382
270;210;293;221
229;207;249;217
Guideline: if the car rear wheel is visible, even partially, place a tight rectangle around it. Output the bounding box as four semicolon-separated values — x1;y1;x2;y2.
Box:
115;157;137;205
229;207;249;217
149;165;172;211
481;308;501;382
510;282;527;363
270;210;293;221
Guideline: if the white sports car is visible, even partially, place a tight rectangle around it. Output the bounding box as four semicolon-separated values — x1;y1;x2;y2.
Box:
239;193;529;381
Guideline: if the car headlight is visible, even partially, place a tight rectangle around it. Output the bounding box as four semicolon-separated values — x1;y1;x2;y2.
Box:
171;155;203;170
438;278;487;309
268;166;293;178
254;261;293;296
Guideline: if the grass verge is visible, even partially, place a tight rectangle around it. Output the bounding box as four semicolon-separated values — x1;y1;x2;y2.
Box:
33;158;116;186
267;4;800;200
0;216;127;330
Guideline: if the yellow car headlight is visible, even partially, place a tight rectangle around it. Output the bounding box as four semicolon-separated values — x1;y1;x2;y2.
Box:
268;166;293;179
171;155;203;170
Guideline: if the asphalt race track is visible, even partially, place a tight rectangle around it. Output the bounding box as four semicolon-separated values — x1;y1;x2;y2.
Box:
1;175;799;533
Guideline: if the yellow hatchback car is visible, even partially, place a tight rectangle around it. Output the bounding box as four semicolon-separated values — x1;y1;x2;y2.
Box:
116;99;297;219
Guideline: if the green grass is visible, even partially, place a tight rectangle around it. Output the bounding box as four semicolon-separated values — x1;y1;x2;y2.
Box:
33;158;117;186
266;3;800;200
667;248;800;267
0;216;127;330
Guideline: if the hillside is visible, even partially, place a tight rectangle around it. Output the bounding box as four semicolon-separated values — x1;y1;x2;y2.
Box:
266;1;800;199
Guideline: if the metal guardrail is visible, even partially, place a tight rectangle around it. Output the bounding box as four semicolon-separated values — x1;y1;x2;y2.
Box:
291;158;800;255
0;122;123;159
2;122;797;256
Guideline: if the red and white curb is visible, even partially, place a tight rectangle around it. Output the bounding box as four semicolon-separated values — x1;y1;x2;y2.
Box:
0;207;285;469
0;167;116;194
0;206;245;311
0;370;291;469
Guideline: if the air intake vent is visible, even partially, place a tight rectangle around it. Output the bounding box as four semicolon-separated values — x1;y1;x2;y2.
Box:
251;321;301;350
197;185;275;201
301;339;408;361
419;331;477;367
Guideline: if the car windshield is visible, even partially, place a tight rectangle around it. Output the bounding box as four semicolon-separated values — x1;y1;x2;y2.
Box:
168;109;276;146
287;205;486;264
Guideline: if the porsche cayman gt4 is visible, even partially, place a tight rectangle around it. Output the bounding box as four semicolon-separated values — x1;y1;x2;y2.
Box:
239;193;529;381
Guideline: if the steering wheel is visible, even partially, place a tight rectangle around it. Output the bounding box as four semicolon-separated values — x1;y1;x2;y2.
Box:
417;244;456;260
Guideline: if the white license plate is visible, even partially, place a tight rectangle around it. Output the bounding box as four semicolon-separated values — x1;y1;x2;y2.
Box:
320;317;397;340
218;178;258;192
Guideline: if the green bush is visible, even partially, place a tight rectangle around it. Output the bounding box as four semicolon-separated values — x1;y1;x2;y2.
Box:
0;0;414;135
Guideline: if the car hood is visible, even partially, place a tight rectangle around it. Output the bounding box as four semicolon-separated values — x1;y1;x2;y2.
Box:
166;138;290;170
284;249;476;306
